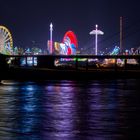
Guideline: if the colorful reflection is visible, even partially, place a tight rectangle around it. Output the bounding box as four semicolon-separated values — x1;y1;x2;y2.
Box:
0;80;140;139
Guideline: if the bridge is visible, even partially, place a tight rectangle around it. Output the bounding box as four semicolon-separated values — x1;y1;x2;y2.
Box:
0;54;140;80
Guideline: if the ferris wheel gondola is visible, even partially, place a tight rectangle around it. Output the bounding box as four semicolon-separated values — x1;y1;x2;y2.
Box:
0;25;13;55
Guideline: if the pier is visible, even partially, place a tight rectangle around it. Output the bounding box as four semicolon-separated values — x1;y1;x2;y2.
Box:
0;54;140;80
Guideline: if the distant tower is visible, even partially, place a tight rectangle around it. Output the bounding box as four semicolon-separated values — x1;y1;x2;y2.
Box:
50;23;53;54
120;17;123;54
90;24;104;55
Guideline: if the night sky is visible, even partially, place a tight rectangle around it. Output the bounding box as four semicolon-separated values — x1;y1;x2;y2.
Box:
0;0;140;53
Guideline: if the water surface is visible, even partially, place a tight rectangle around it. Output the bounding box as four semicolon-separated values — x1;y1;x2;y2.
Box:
0;79;140;140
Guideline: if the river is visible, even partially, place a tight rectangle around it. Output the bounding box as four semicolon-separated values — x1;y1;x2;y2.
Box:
0;79;140;140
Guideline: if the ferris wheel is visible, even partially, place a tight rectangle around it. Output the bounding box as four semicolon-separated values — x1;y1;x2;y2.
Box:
0;25;13;55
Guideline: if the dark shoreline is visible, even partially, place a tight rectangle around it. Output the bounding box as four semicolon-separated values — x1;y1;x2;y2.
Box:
1;67;140;81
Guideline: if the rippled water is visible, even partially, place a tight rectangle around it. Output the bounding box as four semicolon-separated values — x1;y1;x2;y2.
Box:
0;79;140;140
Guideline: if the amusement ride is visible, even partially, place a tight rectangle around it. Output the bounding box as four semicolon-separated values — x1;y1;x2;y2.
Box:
0;25;13;55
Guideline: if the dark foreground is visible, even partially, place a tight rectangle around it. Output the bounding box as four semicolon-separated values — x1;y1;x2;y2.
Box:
1;67;140;80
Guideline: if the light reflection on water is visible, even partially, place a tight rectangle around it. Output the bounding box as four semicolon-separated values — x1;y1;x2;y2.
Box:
0;79;140;140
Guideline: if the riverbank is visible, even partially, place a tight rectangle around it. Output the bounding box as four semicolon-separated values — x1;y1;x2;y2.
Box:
1;66;140;80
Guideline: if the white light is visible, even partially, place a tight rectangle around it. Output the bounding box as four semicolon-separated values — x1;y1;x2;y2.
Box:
96;24;98;28
89;25;104;55
50;23;53;28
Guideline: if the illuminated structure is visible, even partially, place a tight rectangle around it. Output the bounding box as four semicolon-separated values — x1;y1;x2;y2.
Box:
50;23;53;54
48;40;53;54
62;31;78;55
111;46;120;55
90;25;104;55
0;25;13;55
54;31;78;55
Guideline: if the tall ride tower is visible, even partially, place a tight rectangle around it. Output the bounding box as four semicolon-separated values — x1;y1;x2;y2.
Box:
50;23;53;54
90;24;104;55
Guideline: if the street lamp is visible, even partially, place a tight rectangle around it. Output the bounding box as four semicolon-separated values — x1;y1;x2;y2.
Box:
90;24;104;55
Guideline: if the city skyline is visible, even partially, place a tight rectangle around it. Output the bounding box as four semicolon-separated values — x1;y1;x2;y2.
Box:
1;0;140;53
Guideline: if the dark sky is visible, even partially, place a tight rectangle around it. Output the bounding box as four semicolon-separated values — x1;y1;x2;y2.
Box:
0;0;140;52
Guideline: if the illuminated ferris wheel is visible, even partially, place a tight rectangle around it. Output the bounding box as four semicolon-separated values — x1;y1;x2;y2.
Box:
0;25;13;55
